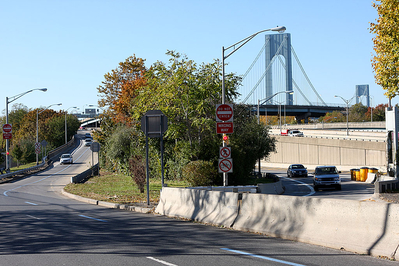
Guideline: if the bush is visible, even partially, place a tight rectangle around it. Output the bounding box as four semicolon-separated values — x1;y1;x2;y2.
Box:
182;160;218;187
129;155;146;193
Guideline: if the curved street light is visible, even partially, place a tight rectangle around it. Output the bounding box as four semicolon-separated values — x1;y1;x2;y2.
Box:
65;107;79;144
36;103;62;165
5;88;47;171
334;95;355;136
221;26;286;186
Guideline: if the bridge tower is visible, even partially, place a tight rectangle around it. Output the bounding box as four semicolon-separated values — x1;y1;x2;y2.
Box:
355;84;370;107
265;33;293;105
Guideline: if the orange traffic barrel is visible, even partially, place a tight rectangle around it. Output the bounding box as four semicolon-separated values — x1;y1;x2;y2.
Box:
354;169;360;181
360;167;369;182
350;169;357;181
368;167;378;174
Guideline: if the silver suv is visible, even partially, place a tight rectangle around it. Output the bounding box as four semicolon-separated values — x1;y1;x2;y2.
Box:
313;166;341;191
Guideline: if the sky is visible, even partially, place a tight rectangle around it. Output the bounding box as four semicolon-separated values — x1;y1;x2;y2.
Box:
0;0;388;116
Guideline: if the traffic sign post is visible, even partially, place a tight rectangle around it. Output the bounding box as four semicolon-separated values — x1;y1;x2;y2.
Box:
35;142;41;155
216;122;234;134
141;110;168;206
218;158;233;173
216;104;234;186
219;147;231;159
216;104;233;122
3;124;12;140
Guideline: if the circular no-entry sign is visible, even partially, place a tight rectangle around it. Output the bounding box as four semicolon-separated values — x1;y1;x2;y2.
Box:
3;124;12;133
216;104;233;122
218;158;233;173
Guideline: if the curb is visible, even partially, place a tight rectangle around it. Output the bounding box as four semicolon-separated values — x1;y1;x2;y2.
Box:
61;189;154;214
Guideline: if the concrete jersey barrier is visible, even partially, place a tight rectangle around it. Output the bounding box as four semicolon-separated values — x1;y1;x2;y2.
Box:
155;187;399;260
155;187;239;227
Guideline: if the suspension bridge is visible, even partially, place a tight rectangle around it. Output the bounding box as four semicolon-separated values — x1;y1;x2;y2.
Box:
236;33;369;123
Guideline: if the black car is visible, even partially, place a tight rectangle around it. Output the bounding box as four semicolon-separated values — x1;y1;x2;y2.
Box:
287;164;308;177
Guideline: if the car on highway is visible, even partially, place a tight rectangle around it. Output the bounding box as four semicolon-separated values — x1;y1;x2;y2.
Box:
85;133;92;139
288;130;304;137
287;164;308;177
60;154;73;164
85;138;92;146
313;165;341;191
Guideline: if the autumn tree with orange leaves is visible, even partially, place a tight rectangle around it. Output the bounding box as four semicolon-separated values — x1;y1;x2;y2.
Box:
97;55;147;125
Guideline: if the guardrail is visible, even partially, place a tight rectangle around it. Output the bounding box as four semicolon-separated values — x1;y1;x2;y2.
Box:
71;164;99;183
0;161;49;181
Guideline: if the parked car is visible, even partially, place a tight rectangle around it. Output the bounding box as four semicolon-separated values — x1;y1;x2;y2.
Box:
60;154;73;164
287;164;308;177
85;138;92;146
288;130;304;137
313;165;341;191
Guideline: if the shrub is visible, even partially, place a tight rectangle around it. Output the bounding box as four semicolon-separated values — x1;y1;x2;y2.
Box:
129;155;146;193
182;160;217;187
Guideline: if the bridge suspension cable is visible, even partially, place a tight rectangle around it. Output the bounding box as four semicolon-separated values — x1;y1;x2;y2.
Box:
291;46;326;106
241;36;286;104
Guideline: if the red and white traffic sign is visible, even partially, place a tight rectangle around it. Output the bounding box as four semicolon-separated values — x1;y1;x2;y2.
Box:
3;124;12;133
216;104;233;122
217;122;233;134
218;158;233;173
219;147;231;159
3;133;12;140
35;142;41;154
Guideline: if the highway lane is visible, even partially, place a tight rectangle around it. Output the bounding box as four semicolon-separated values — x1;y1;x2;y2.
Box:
0;137;395;265
267;168;376;200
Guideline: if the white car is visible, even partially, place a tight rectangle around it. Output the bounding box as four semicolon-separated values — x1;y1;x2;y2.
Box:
60;154;73;164
85;138;93;146
288;130;304;137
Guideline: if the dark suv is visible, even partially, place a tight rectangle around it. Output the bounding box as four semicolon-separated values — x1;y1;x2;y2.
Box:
287;164;308;177
313;166;341;191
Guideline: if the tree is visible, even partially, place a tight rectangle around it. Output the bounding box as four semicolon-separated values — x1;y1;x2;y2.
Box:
97;55;147;125
366;103;388;121
349;103;368;122
370;0;399;99
10;142;23;167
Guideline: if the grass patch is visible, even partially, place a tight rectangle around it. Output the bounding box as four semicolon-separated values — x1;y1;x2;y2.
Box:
10;162;37;172
64;170;189;205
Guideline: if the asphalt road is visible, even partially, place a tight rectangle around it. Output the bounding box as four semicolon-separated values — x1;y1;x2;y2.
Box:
269;168;376;200
0;136;396;265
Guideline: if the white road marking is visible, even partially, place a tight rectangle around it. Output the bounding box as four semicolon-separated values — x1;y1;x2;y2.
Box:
281;177;315;197
25;201;38;205
147;257;178;266
221;248;306;266
26;215;41;220
79;214;107;223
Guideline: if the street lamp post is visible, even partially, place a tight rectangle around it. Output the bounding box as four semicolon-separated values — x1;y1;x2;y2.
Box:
65;107;78;144
36;103;62;165
256;90;293;174
334;95;355;136
221;26;286;186
5;88;47;171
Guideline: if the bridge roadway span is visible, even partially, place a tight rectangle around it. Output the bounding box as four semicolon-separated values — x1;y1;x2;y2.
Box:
255;104;345;122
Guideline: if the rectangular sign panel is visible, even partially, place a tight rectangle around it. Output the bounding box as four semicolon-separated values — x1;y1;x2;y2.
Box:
216;122;233;134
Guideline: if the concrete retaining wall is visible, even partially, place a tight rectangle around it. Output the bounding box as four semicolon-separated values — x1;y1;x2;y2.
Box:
156;187;399;260
268;136;386;169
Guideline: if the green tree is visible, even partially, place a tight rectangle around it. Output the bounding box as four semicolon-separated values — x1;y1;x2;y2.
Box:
10;142;23;167
370;0;399;99
349;103;368;122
